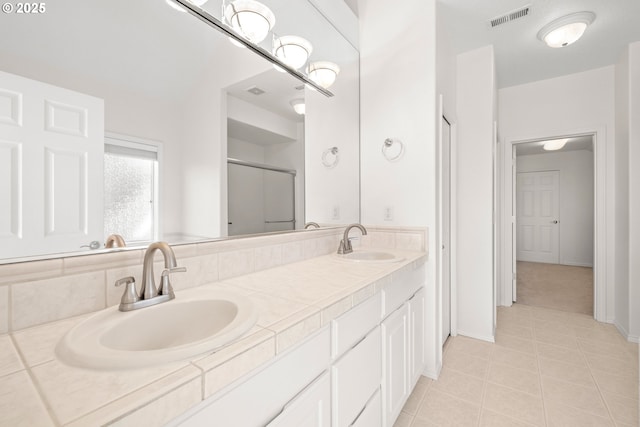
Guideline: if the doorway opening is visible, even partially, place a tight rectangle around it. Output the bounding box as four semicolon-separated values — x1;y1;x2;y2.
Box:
514;135;594;315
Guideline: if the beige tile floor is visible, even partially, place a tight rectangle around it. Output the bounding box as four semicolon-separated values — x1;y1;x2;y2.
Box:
395;304;640;427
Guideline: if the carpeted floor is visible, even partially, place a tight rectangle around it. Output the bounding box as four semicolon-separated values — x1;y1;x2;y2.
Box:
516;261;593;315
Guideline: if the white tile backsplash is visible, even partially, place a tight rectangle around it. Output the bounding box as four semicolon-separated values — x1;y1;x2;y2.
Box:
219;249;255;280
11;271;106;330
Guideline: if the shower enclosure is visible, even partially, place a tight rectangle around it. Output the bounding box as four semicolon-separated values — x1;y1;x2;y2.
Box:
227;159;296;236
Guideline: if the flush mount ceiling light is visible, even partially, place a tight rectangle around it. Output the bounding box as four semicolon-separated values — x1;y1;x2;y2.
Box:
273;36;313;69
290;98;305;115
166;0;209;13
537;12;595;48
224;0;276;44
307;61;340;89
543;138;569;151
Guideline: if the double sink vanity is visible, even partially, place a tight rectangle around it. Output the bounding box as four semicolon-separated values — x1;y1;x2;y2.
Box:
1;226;428;426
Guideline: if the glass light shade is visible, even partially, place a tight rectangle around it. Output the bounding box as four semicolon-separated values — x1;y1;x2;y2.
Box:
273;36;313;69
224;0;275;44
290;98;305;115
166;0;208;13
537;12;595;48
543;138;569;151
544;22;587;48
307;61;340;89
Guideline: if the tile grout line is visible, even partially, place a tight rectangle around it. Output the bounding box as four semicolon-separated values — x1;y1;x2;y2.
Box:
9;334;62;427
578;333;623;426
533;333;550;427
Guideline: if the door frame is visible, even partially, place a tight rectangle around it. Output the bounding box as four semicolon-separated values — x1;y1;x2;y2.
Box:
498;126;606;322
437;95;457;344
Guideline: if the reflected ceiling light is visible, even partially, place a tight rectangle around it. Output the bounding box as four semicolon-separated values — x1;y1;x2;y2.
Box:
290;98;305;115
543;138;569;151
224;0;276;44
537;12;595;48
166;0;208;13
307;61;340;89
228;37;246;48
273;36;313;69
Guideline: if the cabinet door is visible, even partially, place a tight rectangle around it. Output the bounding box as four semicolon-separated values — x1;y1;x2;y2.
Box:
332;326;381;427
408;288;426;384
381;304;409;427
268;372;330;427
351;389;382;427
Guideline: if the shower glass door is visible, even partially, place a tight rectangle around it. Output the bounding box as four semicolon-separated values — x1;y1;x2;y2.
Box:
227;160;295;236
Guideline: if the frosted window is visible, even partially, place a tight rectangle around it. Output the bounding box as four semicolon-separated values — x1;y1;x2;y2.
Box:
104;152;155;243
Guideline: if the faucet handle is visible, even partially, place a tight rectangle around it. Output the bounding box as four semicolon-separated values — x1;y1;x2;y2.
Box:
115;276;139;306
159;267;186;298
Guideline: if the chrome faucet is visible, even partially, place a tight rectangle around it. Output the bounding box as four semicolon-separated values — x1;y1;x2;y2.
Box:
304;222;320;229
105;233;126;248
115;241;186;312
337;224;367;255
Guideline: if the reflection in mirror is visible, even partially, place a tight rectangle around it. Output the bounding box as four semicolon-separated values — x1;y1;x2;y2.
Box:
0;0;359;261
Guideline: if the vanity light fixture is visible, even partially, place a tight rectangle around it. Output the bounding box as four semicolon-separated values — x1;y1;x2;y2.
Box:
273;35;313;69
290;98;305;115
543;138;569;151
307;61;340;89
224;0;276;44
166;0;209;13
537;12;595;48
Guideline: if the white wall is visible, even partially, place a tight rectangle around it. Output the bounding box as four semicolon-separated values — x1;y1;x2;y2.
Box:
305;51;359;225
499;66;616;322
455;45;496;342
517;150;594;267
358;0;439;377
180;50;272;239
614;48;630;336
628;42;640;340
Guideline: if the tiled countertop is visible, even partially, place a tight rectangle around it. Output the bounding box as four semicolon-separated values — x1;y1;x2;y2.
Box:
0;250;427;426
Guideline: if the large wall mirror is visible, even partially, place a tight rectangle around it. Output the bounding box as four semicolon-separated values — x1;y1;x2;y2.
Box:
0;0;359;261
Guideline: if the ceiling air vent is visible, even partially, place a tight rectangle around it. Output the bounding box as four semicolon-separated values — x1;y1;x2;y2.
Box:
246;86;265;95
489;5;530;28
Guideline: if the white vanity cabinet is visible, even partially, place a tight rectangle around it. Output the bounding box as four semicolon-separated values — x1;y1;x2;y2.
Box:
332;292;382;427
178;327;331;427
173;263;426;427
381;265;426;427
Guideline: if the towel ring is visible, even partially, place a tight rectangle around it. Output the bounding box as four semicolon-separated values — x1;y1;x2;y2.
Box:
322;147;339;168
382;138;404;162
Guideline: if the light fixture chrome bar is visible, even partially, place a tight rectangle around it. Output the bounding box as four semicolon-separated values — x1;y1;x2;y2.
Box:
227;158;297;175
171;0;334;97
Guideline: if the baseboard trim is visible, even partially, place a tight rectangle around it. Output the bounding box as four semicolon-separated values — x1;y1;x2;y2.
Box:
561;261;594;268
456;330;495;343
423;361;442;380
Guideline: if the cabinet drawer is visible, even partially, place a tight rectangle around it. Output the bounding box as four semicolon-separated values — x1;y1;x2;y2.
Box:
332;292;382;358
179;327;331;427
382;264;424;317
351;389;381;427
267;372;330;427
332;326;381;427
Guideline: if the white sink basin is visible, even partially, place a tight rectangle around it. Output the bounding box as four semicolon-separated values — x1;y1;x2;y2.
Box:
56;290;256;370
335;251;404;263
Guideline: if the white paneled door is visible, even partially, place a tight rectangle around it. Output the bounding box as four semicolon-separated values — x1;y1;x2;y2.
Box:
0;71;104;258
516;171;560;264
